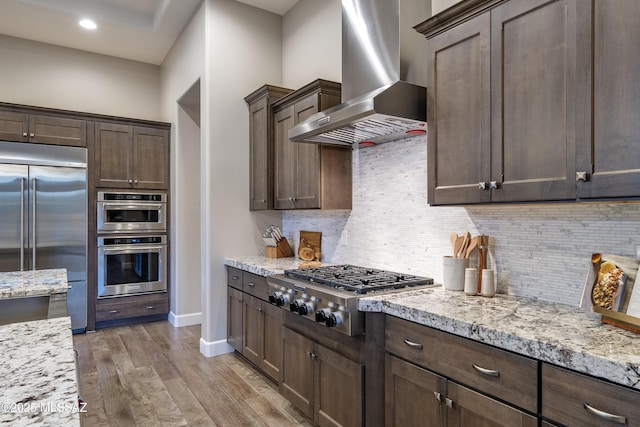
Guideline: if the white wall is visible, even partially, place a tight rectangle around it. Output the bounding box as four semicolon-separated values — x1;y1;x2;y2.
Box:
0;35;162;121
160;4;206;327
282;0;341;89
432;0;462;15
199;0;283;355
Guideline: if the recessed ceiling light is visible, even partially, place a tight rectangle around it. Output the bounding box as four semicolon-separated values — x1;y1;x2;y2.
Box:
79;19;97;30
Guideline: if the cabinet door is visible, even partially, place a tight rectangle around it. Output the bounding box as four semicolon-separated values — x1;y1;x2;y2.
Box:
385;354;446;427
95;123;133;188
0;111;28;142
291;95;321;210
576;0;640;198
249;97;271;210
274;106;296;209
426;12;491;205
281;327;314;418
490;0;577;202
314;343;363;427
133;127;169;189
447;382;537;427
242;293;263;368
261;301;282;382
29;115;87;147
227;286;243;352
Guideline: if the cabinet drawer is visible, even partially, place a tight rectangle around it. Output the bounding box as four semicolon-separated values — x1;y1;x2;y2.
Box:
542;363;640;426
385;315;538;413
243;272;269;299
96;296;168;321
227;267;243;290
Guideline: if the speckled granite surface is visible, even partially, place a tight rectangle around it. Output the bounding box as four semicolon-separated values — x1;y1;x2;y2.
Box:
360;287;640;390
0;269;68;299
0;317;80;426
224;256;331;276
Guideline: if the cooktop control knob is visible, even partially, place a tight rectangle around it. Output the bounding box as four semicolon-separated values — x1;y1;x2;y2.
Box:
298;301;314;316
290;298;305;313
325;311;343;328
272;291;289;307
268;293;276;305
315;308;331;323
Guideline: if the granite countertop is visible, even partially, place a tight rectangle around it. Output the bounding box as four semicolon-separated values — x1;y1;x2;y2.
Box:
224;256;332;276
0;269;69;299
360;287;640;390
0;317;80;426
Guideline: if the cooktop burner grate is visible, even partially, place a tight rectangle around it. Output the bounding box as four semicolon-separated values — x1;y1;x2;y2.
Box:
284;264;433;294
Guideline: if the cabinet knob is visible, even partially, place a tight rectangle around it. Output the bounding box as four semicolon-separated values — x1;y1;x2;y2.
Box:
128;179;133;184
257;307;263;313
247;282;255;287
489;181;498;190
29;133;35;138
576;171;588;182
445;398;454;409
433;392;442;402
478;182;488;190
22;132;28;137
134;180;139;184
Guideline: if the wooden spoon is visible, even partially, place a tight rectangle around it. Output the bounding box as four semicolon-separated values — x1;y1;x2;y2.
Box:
465;236;479;258
459;231;471;258
450;233;458;254
453;236;465;258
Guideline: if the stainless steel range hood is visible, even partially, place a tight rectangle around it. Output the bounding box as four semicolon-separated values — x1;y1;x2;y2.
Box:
289;0;430;147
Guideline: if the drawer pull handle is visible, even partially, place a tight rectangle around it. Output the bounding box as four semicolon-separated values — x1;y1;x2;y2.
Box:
146;305;155;310
232;275;240;280
472;363;500;377
583;403;627;424
247;282;255;287
402;338;423;349
433;392;442;402
109;310;119;314
445;398;454;409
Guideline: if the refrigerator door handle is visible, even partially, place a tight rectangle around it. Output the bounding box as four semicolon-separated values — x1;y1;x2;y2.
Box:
32;177;36;270
20;177;25;271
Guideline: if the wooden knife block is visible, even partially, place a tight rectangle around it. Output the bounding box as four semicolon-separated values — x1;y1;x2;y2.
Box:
265;237;294;258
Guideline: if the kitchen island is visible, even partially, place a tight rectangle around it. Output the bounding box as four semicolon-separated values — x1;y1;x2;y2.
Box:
0;316;80;426
0;268;69;298
359;287;640;390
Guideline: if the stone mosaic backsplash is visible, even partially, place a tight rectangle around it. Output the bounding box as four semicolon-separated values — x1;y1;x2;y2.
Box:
283;135;640;306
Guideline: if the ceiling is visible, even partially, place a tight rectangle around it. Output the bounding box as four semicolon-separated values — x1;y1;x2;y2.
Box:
0;0;300;65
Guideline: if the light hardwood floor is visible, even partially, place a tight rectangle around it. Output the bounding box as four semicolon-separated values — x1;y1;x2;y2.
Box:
73;321;314;426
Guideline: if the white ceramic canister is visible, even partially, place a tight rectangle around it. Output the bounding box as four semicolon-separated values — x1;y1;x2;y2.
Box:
481;269;496;297
443;256;469;291
464;268;478;295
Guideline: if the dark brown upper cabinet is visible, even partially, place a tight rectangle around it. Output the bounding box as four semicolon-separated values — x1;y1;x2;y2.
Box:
95;122;169;190
420;0;579;205
420;0;640;205
0;109;87;147
271;79;352;210
576;0;640;199
244;85;293;211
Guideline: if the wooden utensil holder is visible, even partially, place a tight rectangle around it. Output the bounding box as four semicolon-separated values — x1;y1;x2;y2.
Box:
265;237;294;258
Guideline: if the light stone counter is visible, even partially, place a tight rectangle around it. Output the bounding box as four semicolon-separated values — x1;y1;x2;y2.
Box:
224;256;331;277
359;287;640;390
0;269;68;299
0;317;80;426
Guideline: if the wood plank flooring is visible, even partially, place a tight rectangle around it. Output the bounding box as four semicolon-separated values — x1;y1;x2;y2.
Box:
73;321;314;427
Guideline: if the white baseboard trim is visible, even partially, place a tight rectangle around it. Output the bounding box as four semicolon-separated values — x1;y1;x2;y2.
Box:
168;311;202;327
199;337;234;357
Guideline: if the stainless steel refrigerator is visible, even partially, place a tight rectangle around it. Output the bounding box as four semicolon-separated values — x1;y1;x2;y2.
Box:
0;141;87;332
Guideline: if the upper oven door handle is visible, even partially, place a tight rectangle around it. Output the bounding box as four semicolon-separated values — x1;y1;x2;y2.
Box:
100;203;164;210
101;245;165;254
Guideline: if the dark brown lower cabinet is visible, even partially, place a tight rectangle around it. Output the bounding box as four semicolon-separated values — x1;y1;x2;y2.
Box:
227;286;243;352
242;294;282;382
281;327;363;426
385;354;536;427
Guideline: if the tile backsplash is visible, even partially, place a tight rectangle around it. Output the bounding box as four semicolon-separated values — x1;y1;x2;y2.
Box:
283;135;640;306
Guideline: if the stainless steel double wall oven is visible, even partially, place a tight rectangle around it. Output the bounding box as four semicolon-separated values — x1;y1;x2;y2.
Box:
97;191;167;298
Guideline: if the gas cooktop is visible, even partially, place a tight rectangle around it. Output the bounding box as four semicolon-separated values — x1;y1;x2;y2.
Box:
284;264;434;294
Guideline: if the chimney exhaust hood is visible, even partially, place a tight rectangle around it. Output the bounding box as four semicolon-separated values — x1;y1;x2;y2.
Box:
289;0;429;147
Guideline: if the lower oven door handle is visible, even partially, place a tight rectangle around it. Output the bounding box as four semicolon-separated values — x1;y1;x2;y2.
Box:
101;246;164;254
101;203;164;210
